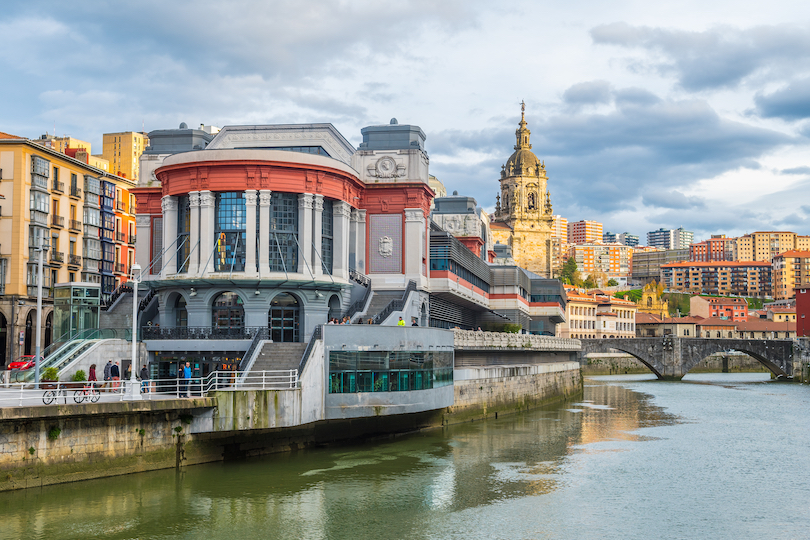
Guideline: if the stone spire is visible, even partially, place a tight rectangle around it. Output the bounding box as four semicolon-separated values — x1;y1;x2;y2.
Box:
514;100;532;151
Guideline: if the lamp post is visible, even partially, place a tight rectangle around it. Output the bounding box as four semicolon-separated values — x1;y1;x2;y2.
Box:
123;262;142;401
34;236;49;389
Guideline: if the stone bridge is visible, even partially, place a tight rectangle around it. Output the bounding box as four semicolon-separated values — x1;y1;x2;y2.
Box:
580;337;796;380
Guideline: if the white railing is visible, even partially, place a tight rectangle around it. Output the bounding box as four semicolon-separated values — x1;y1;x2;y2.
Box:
0;370;299;408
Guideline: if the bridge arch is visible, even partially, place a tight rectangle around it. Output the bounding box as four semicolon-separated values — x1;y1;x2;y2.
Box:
679;340;789;379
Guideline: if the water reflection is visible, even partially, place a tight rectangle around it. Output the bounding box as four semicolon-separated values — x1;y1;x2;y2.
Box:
3;374;794;540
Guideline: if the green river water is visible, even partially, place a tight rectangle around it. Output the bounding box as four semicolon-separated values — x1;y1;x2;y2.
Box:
3;373;810;540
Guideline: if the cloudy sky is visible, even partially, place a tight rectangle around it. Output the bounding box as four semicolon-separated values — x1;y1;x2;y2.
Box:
3;0;810;243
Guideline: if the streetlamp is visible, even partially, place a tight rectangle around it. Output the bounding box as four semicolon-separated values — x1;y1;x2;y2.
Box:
34;236;49;389
123;262;142;401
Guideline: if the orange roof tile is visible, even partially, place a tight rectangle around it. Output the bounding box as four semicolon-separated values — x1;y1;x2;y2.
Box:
0;131;24;139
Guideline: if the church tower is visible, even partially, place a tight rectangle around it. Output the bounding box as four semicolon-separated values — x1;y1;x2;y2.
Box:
491;103;554;277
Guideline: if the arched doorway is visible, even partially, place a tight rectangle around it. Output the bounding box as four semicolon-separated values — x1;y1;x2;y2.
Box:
24;311;33;356
269;293;300;342
45;312;53;349
327;294;341;322
212;292;244;330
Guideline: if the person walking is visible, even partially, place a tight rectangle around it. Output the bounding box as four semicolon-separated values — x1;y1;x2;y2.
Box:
110;361;121;391
140;365;149;393
103;360;112;391
183;362;192;397
88;364;97;389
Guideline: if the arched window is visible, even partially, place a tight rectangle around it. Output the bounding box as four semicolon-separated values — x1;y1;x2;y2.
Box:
177;195;190;273
175;296;188;327
527;192;536;210
212;292;244;329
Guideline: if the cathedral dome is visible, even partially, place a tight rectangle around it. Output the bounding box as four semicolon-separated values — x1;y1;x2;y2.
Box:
503;103;543;177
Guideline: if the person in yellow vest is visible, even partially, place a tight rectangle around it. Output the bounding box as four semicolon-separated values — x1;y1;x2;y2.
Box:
397;317;406;326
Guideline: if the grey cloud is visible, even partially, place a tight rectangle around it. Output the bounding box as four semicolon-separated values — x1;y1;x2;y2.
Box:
782;166;810;175
591;22;810;91
755;78;810;120
642;191;705;210
563;81;613;105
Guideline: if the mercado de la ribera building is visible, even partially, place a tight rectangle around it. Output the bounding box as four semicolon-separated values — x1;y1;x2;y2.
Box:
132;114;566;379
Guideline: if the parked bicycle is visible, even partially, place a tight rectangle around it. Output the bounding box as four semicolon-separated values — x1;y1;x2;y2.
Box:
42;387;67;405
73;384;101;404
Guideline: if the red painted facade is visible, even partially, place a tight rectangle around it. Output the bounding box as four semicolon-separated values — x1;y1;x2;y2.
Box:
797;288;810;337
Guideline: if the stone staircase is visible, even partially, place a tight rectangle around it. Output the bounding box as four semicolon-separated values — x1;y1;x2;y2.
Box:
362;292;402;321
249;342;307;373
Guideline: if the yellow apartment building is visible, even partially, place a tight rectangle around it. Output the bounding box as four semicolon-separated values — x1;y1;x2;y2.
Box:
103;131;148;183
0;132;137;367
734;232;810;262
772;250;810;300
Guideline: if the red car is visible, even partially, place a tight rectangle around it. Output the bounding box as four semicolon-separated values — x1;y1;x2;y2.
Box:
8;356;36;370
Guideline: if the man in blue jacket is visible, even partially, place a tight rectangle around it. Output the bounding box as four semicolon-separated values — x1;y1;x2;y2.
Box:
183;362;192;397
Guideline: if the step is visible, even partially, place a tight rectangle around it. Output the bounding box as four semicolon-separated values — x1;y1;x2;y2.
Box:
250;342;307;372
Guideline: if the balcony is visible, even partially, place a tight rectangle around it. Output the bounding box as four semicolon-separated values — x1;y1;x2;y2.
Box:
128;233;136;245
68;254;82;267
69;219;82;231
129;204;137;214
70;185;82;198
50;251;65;265
31;176;48;190
52;180;64;192
116;200;126;212
83;224;99;238
116;231;127;243
51;215;64;228
82;259;99;272
30;210;48;226
114;262;127;274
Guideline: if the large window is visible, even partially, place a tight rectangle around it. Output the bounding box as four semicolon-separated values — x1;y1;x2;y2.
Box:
215;192;246;272
212;292;244;329
269;193;298;272
321;199;333;273
177;196;190;273
328;350;453;394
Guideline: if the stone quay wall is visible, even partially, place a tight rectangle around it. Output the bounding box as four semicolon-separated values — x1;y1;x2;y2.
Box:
0;399;218;492
445;362;582;423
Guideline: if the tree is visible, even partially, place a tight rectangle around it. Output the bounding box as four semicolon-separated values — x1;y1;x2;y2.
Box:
583;275;598;289
607;278;619;286
559;257;578;284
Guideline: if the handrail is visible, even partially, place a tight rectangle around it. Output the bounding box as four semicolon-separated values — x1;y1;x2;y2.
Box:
344;283;373;322
298;324;323;375
142;326;266;340
101;283;133;310
349;268;371;287
238;327;270;372
373;280;417;324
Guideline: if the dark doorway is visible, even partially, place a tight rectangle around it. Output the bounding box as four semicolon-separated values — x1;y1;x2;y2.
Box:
269;293;300;342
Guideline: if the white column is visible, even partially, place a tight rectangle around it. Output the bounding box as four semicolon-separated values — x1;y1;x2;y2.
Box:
134;214;151;275
198;190;215;274
333;201;352;280
297;193;314;275
244;190;258;276
312;194;324;277
187;191;200;276
353;209;366;274
258;190;272;275
161;196;177;276
404;209;425;279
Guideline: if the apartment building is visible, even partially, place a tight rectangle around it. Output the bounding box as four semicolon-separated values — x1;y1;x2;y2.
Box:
568;243;631;283
562;288;636;339
567;220;602;244
690;235;734;262
772;250;810;300
0;132;136;366
103;131;149;183
647;227;694;250
603;231;639;247
690;296;748;322
733;232;810;262
630;248;689;285
660;261;772;297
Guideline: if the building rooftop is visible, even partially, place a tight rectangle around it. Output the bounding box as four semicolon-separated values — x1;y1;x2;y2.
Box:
0;131;24;139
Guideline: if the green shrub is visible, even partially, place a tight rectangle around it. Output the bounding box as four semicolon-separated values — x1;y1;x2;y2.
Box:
43;367;58;381
503;323;522;333
47;426;61;440
72;370;87;382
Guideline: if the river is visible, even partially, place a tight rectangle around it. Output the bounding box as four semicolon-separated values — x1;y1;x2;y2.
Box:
3;373;810;540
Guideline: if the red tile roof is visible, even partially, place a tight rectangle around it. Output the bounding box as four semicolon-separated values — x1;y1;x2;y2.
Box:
775;250;810;258
0;131;24;139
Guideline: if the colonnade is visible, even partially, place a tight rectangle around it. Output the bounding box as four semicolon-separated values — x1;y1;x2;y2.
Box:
159;190;365;280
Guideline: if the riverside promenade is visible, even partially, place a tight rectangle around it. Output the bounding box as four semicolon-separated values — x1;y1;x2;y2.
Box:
0;328;582;491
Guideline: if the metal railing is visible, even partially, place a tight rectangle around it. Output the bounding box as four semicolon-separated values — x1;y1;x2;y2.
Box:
237;327;270;371
70;185;82;198
344;283;372;322
142;326;267;340
0;370;298;407
69;219;82;231
298;324;323;375
53;180;64;192
129;234;136;245
116;231;127;243
349;267;371;287
51;215;64;228
68;254;82;266
373;280;417;324
50;251;64;263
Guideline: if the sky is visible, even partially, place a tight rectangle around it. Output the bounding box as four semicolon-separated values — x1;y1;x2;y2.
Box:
3;0;810;243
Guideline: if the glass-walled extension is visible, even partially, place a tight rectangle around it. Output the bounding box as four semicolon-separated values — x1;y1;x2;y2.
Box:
328;350;453;393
